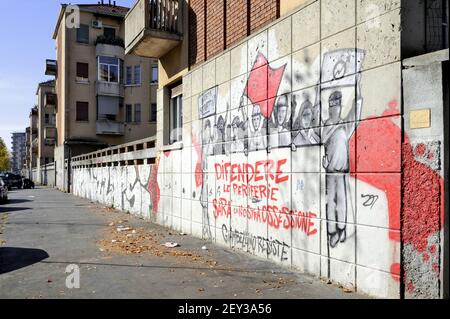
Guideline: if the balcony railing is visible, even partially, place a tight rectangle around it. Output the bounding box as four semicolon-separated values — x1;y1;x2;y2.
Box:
44;127;57;139
44;93;57;107
31;138;38;150
149;0;181;33
125;0;183;58
96;81;124;97
96;37;125;60
44;138;56;146
96;120;125;135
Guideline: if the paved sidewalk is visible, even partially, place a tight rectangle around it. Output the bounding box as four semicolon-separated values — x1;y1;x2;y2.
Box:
0;187;368;299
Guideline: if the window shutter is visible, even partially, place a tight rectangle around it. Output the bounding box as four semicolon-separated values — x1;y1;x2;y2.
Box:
171;84;183;98
77;62;89;78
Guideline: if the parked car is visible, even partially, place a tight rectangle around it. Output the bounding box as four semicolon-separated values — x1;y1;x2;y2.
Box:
0;173;10;189
22;178;35;189
0;173;23;190
0;177;8;203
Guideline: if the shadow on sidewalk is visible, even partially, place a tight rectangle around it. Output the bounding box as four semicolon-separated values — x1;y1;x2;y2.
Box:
0;207;31;213
0;247;49;274
6;199;33;205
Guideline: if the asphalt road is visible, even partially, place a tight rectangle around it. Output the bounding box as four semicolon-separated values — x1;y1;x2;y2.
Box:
0;187;367;299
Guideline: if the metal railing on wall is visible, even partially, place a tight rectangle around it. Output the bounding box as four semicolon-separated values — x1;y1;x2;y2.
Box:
426;0;449;52
149;0;181;33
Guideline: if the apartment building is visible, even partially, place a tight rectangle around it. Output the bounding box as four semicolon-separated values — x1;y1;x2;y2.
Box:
36;80;56;167
10;132;26;174
24;127;31;177
49;2;159;190
28;107;38;171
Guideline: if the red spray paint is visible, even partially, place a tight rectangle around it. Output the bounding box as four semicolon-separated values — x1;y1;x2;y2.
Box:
148;156;161;214
246;53;286;119
349;104;402;240
192;135;203;188
350;102;444;284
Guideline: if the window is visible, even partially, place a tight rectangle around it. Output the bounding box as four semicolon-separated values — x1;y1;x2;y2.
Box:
151;64;158;83
150;103;157;122
170;92;182;144
103;27;116;40
126;104;133;122
44;114;55;125
126;66;132;85
76;102;89;121
98;56;120;83
77;24;89;44
134;104;141;123
134;65;141;85
76;62;89;80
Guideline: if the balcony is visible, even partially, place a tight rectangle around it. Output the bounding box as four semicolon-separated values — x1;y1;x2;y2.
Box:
44;138;56;146
44;127;56;140
125;0;183;58
44;93;57;108
95;37;125;60
31;138;38;151
96;81;124;97
45;59;57;76
96;120;125;135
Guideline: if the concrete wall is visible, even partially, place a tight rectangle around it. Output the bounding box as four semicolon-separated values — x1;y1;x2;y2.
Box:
401;49;448;299
73;0;402;298
34;163;56;187
177;0;404;298
55;145;67;192
70;1;447;299
73;164;156;219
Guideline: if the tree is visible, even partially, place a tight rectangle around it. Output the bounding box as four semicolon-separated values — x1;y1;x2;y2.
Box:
0;137;11;172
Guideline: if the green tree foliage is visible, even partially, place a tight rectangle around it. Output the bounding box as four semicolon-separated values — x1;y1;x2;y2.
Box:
0;137;11;172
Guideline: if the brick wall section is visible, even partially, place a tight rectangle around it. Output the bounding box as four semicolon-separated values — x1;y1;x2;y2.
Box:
189;0;206;66
189;0;279;67
206;0;225;59
225;0;248;48
249;0;278;33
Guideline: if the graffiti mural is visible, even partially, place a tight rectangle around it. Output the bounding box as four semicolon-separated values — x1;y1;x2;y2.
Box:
321;50;364;248
194;49;365;256
71;43;406;299
72;164;157;219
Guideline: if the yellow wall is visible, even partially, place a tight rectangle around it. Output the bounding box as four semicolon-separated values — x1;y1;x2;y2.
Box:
157;0;190;88
280;0;309;16
55;9;157;147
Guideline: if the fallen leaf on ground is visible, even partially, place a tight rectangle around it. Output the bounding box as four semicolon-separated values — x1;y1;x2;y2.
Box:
97;219;220;268
343;288;353;293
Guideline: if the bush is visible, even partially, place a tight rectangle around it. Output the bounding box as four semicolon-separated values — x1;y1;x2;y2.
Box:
95;35;125;48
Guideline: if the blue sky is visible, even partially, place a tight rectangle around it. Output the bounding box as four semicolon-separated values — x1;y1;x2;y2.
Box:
0;0;135;151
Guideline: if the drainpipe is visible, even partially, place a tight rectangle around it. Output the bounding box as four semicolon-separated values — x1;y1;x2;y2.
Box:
443;59;449;299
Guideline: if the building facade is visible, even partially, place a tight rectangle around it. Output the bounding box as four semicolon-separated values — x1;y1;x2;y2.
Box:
36;80;56;167
30;80;57;185
10;132;26;174
49;3;159;190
